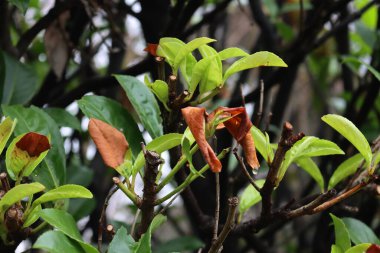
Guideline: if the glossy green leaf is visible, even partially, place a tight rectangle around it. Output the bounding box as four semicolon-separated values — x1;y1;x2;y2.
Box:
239;179;265;215
322;114;372;166
250;125;274;163
39;209;98;253
2;105;66;189
342;217;380;245
173;37;216;73
68;198;96;221
5;133;49;180
23;204;42;227
78;95;143;158
345;243;371;253
0;51;39;105
277;136;344;185
144;75;170;110
44;108;82;132
189;56;216;95
33;231;85;253
66;155;93;187
218;47;249;61
295;157;324;191
328;154;364;189
355;0;378;29
331;245;343;253
342;56;380;82
115;75;163;139
0;117;17;155
330;213;351;252
223;51;287;82
108;226;136;253
135;214;167;253
197;45;223;94
132;133;182;176
156;37;196;84
32;184;92;210
155;236;204;253
0;182;45;218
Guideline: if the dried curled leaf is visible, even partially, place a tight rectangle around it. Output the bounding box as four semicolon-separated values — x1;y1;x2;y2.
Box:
16;132;50;157
181;107;222;173
88;118;129;168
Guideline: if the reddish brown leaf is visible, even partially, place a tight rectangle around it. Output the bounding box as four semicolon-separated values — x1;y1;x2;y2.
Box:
218;107;252;142
182;107;222;173
144;43;158;57
367;244;380;253
16;132;50;157
240;131;260;170
88;118;129;168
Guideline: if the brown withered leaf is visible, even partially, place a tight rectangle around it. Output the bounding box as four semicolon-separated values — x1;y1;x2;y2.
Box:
240;131;260;170
88;118;129;168
182;107;222;173
16;132;50;157
144;43;158;57
44;11;70;80
367;244;380;253
218;107;251;142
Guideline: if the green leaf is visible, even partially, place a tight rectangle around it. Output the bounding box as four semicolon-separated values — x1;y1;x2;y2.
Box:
345;243;371;253
68;198;96;221
144;76;170;110
328;154;364;189
330;213;351;252
0;117;17;155
322;114;372;167
115;75;163;139
154;236;204;253
197;45;223;94
78;95;143;158
132;133;182;176
0;182;45;218
218;47;249;61
342;56;380;82
39;209;98;253
23;204;41;227
239;179;265;215
331;244;343;253
32;184;92;209
108;226;136;253
295;157;324;191
277;136;344;185
173;37;216;73
135;214;167;253
0;50;39;105
156;37;196;84
66;155;93;187
250;125;274;163
223;51;288;82
342;217;380;245
2;105;66;189
33;231;85;253
44;108;82;132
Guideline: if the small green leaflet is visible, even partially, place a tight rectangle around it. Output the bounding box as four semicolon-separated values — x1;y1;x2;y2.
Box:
239;179;265;217
330;213;351;252
218;47;249;61
295;157;324;191
328;154;364;189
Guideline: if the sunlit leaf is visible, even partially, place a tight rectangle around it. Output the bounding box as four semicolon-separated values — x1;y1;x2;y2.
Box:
173;37;216;73
218;47;249;61
115;75;163;138
0;117;17;155
322;114;372;167
223;51;287;82
328;153;364;189
250;125;274;163
345;243;371;253
197;45;223;94
144;75;170;110
88;118;129;169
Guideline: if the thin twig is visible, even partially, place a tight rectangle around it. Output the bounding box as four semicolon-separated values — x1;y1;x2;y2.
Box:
233;148;260;192
208;197;239;253
157;188;184;215
0;172;11;192
98;186;118;252
130;209;141;238
253;80;264;127
155;56;165;81
212;136;220;242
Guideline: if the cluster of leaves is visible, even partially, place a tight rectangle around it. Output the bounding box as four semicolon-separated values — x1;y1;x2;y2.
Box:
330;214;380;253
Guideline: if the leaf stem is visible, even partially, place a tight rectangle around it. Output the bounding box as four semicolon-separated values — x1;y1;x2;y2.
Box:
113;177;141;206
156;144;199;192
155;148;229;205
